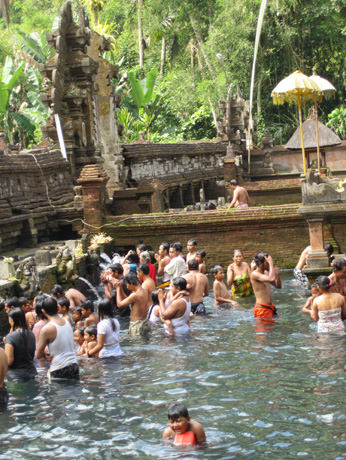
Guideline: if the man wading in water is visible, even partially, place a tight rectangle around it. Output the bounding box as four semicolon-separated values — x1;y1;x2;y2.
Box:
251;252;277;320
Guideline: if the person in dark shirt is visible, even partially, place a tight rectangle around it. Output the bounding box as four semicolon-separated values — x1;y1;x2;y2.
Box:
4;308;37;382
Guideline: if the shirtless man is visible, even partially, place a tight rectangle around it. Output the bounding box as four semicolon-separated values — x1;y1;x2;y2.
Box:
155;242;171;286
228;179;249;209
186;239;198;263
293;245;311;286
212;266;238;307
137;263;156;311
250;252;277;320
0;348;8;410
184;259;209;315
328;258;346;297
51;284;86;311
113;272;149;336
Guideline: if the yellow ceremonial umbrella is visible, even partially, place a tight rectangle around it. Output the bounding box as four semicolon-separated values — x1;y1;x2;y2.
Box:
309;72;336;173
271;70;321;176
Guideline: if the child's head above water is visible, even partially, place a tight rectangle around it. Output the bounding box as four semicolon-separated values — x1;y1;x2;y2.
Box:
311;282;319;297
168;403;190;433
211;265;224;279
73;327;85;345
84;325;97;342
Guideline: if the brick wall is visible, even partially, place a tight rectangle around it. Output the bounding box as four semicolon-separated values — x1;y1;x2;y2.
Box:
106;205;311;268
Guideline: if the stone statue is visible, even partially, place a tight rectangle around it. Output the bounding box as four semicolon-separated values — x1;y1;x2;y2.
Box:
15;257;39;298
56;247;77;283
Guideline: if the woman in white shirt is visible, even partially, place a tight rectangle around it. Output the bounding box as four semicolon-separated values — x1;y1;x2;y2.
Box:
88;299;123;358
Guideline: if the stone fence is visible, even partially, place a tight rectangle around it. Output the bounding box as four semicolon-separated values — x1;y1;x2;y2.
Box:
0;148;81;252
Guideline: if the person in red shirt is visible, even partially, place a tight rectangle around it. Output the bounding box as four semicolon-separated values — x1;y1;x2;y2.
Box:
139;251;157;285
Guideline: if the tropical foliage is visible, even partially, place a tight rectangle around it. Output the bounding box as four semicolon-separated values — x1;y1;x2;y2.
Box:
1;0;346;144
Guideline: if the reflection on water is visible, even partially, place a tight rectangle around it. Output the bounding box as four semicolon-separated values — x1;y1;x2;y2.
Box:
1;276;346;459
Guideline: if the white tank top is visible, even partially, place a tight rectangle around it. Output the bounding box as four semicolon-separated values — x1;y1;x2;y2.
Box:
164;298;191;335
48;319;77;371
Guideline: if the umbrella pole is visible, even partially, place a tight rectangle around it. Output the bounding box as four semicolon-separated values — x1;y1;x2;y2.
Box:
315;98;321;174
297;94;307;176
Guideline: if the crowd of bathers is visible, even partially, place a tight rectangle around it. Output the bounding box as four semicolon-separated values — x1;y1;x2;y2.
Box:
0;239;345;435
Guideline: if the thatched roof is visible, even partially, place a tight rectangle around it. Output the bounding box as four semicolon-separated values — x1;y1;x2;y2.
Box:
285;119;341;150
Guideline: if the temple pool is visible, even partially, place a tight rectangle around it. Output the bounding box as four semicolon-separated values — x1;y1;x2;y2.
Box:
0;275;345;459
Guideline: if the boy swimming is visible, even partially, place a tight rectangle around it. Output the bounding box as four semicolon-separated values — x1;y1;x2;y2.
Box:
162;403;206;446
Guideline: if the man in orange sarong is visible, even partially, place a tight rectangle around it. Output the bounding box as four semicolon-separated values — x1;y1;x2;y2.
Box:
251;252;277;320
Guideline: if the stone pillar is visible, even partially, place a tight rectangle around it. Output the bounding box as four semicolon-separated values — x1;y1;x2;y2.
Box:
306;218;329;268
77;164;109;232
223;143;237;183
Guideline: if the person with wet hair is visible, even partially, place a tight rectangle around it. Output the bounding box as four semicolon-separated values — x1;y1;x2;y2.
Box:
137;263;156;311
100;263;124;302
212;265;238;307
311;275;346;333
87;298;123;358
5;308;37;381
186;239;198;264
4;296;20;315
72;307;83;329
83;325;98;358
184;259;209;315
36;296;79;381
32;295;48;344
81;300;99;327
163;403;206;446
154;242;171;284
73;327;86;355
19;297;37;330
227;249;253;298
251;252;277;320
51;284;85;311
158;277;191;336
329;257;346;297
112;272;150;336
57;297;73;326
196;250;207;274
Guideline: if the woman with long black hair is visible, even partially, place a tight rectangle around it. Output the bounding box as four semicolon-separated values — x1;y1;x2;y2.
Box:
4;308;37;381
87;298;123;358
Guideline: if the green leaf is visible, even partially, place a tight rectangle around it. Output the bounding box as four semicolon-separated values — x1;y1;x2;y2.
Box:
128;71;145;109
144;69;158;104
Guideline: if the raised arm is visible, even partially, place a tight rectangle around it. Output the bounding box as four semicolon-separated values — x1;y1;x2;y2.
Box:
227;264;235;287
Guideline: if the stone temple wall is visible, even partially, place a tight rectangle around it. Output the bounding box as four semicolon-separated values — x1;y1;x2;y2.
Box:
0;149;81;253
122;142;226;185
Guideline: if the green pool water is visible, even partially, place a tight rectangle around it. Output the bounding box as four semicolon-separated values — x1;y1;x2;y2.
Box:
0;275;345;459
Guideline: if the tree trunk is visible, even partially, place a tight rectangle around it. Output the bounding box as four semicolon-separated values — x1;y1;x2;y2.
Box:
160;35;166;75
190;15;216;79
137;0;144;67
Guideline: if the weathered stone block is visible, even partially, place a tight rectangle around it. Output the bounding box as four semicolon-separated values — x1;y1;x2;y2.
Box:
35;250;52;266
